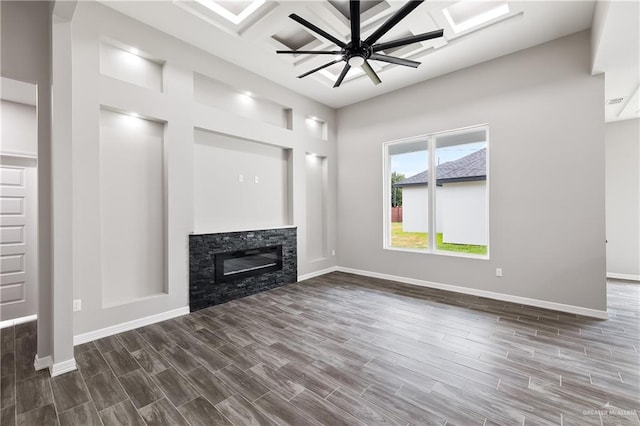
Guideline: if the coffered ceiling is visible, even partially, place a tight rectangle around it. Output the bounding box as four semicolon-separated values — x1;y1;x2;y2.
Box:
101;1;636;117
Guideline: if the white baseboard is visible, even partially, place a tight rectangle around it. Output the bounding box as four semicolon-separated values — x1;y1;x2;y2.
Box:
298;266;338;282
51;358;77;377
607;272;640;282
337;266;608;319
0;314;37;330
74;306;190;346
33;354;52;371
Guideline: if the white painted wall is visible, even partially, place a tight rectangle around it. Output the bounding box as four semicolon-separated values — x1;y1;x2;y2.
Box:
194;130;290;233
440;181;487;246
606;119;640;279
337;32;606;312
69;2;337;336
0;101;37;155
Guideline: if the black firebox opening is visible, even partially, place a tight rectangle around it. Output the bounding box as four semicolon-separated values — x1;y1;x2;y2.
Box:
214;245;283;283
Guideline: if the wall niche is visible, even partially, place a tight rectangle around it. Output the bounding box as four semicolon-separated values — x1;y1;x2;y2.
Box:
193;73;293;130
100;39;164;92
99;108;166;307
193;129;292;233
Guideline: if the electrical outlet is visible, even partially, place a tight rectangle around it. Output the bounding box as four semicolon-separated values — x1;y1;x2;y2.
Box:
238;174;244;182
254;176;259;184
73;299;82;312
496;268;503;277
331;250;336;256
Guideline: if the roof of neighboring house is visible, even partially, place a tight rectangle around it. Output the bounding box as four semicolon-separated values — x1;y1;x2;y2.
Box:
395;148;486;187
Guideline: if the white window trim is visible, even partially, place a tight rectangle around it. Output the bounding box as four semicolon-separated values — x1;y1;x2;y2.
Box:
382;124;490;260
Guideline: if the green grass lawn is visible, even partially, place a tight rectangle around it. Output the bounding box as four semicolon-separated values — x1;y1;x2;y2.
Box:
391;222;487;255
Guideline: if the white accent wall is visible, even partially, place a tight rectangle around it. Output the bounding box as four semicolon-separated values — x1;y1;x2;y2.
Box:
606;119;640;280
337;31;606;313
68;2;337;336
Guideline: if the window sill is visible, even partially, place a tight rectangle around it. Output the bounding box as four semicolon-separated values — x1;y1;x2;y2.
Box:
384;245;490;260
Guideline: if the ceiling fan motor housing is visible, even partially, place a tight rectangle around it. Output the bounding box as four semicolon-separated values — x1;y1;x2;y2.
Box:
345;42;371;66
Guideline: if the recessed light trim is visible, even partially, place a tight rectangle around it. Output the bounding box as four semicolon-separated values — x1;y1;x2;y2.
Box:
443;0;510;34
194;0;266;25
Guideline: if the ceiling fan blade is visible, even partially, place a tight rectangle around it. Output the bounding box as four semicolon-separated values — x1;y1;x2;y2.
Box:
362;60;382;85
372;29;444;52
289;14;347;49
364;0;424;45
334;63;351;88
277;50;343;55
369;53;421;68
297;59;342;79
350;0;360;45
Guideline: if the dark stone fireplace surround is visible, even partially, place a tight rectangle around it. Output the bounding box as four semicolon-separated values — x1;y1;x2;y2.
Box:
189;227;297;311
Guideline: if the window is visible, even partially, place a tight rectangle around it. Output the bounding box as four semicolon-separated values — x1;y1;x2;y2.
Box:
384;125;488;257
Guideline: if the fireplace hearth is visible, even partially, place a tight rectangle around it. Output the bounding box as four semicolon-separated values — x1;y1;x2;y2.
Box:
189;227;296;311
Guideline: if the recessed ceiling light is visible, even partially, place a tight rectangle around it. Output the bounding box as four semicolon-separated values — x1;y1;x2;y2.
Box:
443;0;510;33
194;0;265;25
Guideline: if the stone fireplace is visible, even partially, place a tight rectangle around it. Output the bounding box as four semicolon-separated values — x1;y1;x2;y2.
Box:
189;227;296;311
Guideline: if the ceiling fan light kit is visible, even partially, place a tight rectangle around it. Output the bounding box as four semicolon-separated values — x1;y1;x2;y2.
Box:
276;0;444;87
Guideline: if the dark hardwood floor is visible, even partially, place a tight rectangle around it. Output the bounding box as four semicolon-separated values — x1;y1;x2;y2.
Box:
1;272;638;425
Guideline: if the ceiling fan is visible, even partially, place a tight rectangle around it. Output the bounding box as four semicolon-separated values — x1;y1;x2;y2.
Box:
276;0;444;87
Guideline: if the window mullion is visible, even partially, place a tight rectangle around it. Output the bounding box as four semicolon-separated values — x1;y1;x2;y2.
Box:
428;137;436;252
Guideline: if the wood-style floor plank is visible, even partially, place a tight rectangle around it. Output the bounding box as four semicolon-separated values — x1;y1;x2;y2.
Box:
2;273;639;426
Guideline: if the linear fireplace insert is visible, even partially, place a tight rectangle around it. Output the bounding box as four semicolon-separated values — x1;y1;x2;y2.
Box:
214;245;283;283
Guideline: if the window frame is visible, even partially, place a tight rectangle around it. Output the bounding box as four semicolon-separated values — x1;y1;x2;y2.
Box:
382;124;490;259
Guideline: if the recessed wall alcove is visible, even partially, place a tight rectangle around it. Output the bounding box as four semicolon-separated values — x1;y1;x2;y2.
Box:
193;73;293;130
193;129;293;234
99;108;167;307
100;38;164;91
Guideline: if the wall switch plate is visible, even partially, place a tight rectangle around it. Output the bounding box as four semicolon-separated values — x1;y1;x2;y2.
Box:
332;250;336;256
496;268;503;277
238;174;244;182
73;299;82;312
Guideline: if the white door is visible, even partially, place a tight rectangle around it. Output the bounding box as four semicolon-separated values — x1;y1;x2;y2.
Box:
0;158;37;321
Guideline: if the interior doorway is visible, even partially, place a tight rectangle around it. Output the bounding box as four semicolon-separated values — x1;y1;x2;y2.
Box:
0;77;39;323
